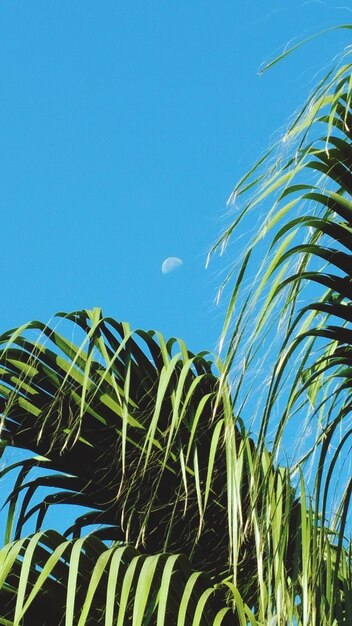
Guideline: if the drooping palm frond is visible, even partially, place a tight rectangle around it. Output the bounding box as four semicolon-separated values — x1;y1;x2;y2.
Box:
0;309;300;609
209;39;352;514
0;530;237;626
0;309;349;624
201;34;352;624
0;308;229;576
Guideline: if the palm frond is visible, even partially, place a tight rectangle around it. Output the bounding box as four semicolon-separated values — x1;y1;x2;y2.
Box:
0;309;230;578
210;42;352;513
0;530;236;626
0;308;306;620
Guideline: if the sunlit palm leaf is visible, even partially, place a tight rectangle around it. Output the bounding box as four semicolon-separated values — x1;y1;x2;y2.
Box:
0;308;304;619
210;43;352;519
0;309;232;579
204;36;352;623
0;530;237;626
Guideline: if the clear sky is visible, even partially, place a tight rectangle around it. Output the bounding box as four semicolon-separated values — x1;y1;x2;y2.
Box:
0;0;350;356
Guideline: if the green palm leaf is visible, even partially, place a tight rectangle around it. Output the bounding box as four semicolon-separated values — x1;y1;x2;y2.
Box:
0;309;229;577
0;530;235;626
0;309;304;621
210;42;352;506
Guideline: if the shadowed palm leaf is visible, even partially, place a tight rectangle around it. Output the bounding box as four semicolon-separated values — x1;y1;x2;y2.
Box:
0;309;230;574
0;308;299;623
0;530;236;626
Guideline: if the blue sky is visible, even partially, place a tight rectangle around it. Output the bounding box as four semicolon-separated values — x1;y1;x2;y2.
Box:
0;1;350;356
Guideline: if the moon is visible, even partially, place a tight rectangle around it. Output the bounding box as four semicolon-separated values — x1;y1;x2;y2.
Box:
161;257;183;274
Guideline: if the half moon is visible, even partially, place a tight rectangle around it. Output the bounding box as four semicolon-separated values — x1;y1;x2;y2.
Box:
161;257;183;274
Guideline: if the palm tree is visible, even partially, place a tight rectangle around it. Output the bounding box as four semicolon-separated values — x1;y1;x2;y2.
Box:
0;32;351;626
0;308;299;624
